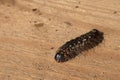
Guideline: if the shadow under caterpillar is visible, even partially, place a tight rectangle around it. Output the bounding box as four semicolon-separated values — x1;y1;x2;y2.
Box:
55;29;104;62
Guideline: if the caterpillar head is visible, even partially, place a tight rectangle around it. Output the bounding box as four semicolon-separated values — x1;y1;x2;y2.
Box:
55;53;66;62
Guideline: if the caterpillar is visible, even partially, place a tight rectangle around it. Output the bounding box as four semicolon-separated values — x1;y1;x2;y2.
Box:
54;29;104;62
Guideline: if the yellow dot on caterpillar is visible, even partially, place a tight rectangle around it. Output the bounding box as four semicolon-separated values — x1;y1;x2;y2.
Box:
72;47;74;49
64;54;67;57
88;36;91;38
69;45;72;47
83;39;86;41
78;41;80;43
82;43;85;46
73;43;76;46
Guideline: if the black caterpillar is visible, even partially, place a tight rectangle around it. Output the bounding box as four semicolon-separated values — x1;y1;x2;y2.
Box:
55;29;104;62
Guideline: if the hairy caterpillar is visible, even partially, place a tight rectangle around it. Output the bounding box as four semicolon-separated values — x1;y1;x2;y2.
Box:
55;29;104;62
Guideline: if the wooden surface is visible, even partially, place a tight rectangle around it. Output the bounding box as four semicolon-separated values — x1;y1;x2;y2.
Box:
0;0;120;80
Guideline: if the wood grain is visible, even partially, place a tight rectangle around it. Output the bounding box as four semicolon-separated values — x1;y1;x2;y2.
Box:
0;0;120;80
